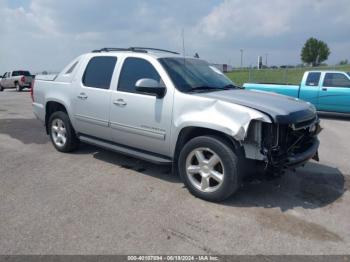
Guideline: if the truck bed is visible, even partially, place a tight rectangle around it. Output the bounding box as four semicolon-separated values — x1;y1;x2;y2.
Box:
243;83;300;98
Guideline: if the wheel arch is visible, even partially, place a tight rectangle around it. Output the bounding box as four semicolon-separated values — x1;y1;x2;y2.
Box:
45;101;68;134
173;126;242;162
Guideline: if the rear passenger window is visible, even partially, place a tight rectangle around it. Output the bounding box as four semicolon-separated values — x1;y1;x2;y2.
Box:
82;56;117;89
118;57;160;93
305;72;321;86
323;73;350;88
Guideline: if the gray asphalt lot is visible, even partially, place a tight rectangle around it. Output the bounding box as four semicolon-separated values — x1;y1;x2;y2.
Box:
0;90;349;255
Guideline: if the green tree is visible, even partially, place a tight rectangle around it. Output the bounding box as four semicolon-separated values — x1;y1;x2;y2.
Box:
301;38;330;66
339;59;348;65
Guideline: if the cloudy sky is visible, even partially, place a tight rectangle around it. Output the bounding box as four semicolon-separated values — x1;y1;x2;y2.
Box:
0;0;349;73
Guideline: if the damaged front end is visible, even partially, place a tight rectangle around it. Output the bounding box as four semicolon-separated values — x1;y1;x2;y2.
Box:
243;116;321;171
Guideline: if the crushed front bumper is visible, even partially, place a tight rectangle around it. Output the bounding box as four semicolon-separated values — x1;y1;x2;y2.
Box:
285;137;319;167
261;118;321;169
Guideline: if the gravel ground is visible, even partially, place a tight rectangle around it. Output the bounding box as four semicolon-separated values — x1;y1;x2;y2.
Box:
0;90;349;255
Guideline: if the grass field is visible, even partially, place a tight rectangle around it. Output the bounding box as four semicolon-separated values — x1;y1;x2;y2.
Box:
226;64;350;86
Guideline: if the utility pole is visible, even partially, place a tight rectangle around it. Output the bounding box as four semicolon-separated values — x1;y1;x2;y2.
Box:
265;53;268;66
240;49;244;68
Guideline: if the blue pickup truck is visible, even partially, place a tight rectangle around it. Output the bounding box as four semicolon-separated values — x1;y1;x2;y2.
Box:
244;71;350;113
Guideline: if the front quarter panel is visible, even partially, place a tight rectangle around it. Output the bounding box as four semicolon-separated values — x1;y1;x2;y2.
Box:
170;90;271;155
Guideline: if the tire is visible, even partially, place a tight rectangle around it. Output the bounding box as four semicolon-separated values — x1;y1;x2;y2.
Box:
48;111;79;152
15;83;22;92
178;136;241;202
0;85;3;92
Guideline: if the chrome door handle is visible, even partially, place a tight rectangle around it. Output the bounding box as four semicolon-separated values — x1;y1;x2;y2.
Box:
77;93;88;100
113;99;127;106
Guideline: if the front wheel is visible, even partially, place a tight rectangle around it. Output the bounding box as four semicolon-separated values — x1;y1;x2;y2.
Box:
178;136;241;202
49;111;79;152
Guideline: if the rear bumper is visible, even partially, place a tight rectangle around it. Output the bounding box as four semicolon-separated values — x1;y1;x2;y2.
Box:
285;137;319;167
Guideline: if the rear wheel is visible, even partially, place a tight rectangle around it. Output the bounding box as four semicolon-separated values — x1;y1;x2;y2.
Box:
178;136;241;202
15;83;22;92
49;111;79;152
0;85;3;92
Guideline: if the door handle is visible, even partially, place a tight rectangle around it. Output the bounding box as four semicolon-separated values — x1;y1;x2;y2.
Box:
322;87;327;91
77;93;88;100
113;99;127;106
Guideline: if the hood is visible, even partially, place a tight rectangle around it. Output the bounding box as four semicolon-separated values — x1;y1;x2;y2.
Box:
197;89;316;124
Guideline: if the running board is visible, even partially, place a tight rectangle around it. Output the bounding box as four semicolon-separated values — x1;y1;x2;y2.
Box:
78;135;172;164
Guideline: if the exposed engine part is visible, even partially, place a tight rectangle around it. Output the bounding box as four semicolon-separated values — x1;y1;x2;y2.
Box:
243;117;321;170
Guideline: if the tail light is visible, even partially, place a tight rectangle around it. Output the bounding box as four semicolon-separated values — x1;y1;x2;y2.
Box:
30;80;35;102
21;76;25;83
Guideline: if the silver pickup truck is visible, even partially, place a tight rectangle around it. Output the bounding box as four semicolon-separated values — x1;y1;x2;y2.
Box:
32;47;321;201
0;70;34;92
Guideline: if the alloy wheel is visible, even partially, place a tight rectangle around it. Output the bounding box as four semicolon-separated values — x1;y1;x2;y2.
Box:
185;147;225;193
51;118;67;147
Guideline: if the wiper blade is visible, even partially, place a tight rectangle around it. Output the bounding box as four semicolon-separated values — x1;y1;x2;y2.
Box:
187;84;240;93
188;86;222;93
222;84;240;89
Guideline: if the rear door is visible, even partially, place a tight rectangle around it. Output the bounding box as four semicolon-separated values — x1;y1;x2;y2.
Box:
318;72;350;113
5;72;12;88
299;72;321;109
11;71;20;87
72;55;117;140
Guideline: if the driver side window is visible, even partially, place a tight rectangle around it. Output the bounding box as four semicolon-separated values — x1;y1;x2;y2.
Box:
118;57;161;94
305;72;320;86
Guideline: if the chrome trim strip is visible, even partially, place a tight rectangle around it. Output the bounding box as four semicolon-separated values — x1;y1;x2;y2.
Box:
110;121;166;140
74;114;109;127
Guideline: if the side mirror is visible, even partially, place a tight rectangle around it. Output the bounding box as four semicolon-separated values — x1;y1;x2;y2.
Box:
135;78;166;98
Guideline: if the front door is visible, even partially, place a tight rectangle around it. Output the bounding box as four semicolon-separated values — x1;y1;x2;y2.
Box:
2;73;9;88
73;56;117;140
109;56;173;156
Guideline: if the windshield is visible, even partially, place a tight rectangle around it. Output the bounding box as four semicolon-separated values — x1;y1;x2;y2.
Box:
159;58;237;93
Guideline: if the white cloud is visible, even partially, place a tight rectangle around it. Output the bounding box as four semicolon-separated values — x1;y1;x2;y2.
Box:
196;0;307;39
0;0;349;72
188;0;350;65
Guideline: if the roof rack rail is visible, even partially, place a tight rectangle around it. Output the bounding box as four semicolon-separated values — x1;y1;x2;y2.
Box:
92;48;147;53
130;47;179;55
92;47;179;55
